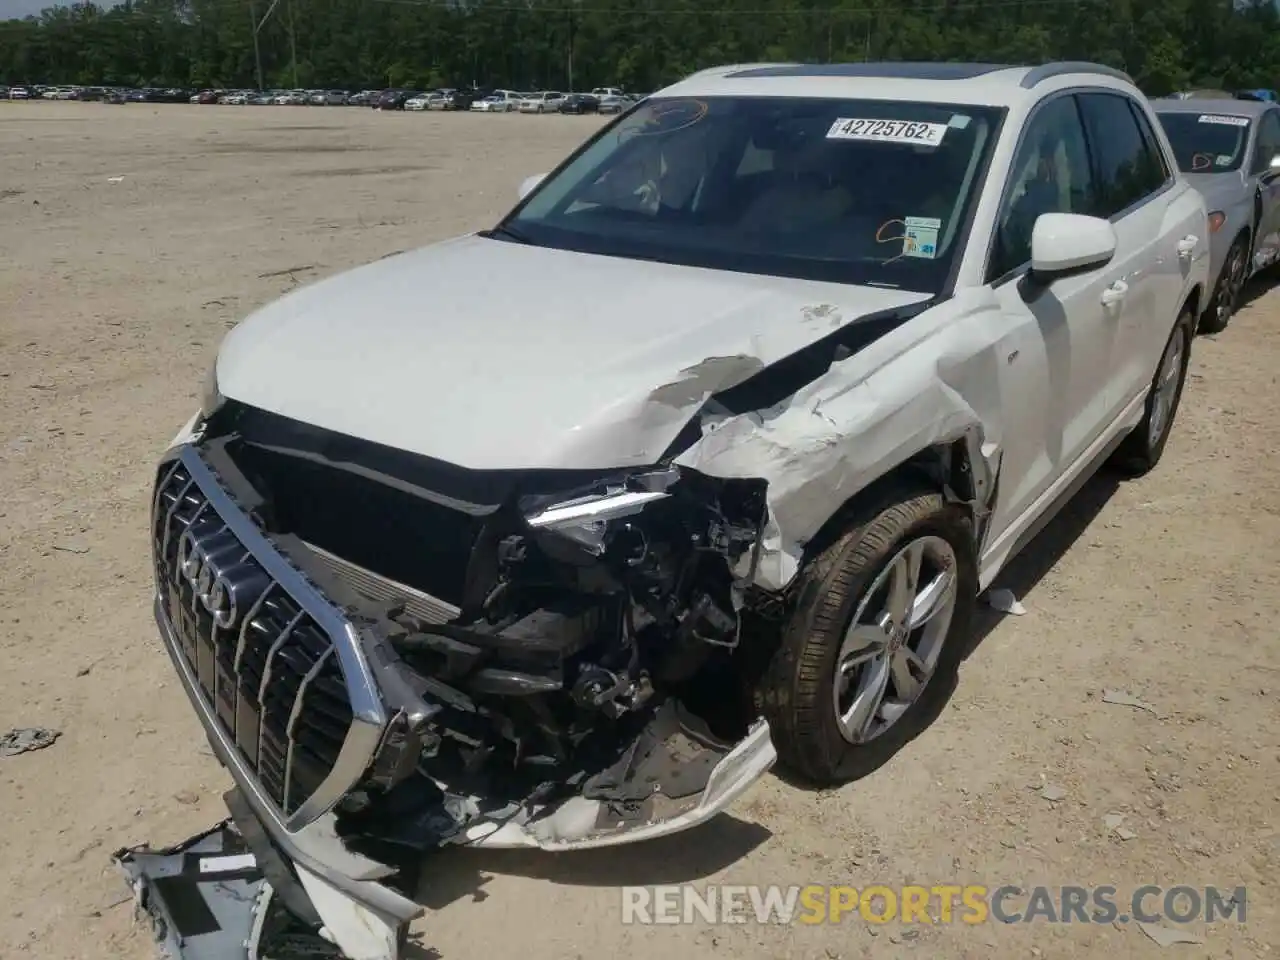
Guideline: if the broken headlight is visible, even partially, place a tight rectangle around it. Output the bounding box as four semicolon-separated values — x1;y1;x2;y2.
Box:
524;467;681;556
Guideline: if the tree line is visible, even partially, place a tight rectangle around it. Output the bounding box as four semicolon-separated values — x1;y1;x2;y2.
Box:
2;0;1279;97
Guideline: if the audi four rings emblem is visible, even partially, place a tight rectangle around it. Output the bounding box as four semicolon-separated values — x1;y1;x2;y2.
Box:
177;527;238;628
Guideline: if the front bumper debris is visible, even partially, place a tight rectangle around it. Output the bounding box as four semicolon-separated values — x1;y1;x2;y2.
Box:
114;790;415;960
458;717;777;850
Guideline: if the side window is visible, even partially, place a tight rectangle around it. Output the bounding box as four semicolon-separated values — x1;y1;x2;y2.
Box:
1129;100;1172;183
1252;111;1280;175
1077;92;1167;217
989;95;1095;280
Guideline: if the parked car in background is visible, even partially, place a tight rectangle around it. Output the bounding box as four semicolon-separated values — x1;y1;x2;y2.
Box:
8;86;30;100
1172;89;1236;100
301;89;338;105
1152;96;1280;332
438;88;475;110
590;86;624;98
375;89;415;110
597;92;628;113
518;90;564;113
559;93;600;114
405;91;433;111
1236;88;1279;103
471;89;518;112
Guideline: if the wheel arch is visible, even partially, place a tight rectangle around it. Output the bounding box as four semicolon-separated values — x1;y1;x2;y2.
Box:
791;429;995;580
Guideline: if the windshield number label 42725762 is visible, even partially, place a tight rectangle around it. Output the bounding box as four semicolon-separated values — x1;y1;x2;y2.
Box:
826;118;949;146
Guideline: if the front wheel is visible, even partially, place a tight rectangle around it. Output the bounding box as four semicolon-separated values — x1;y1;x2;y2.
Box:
1200;235;1249;334
760;490;976;785
1109;306;1194;476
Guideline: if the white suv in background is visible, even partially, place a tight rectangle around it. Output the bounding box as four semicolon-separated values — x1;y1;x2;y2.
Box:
158;61;1207;959
518;90;564;113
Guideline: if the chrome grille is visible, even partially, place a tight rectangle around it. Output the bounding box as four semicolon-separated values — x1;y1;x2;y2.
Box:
152;460;355;817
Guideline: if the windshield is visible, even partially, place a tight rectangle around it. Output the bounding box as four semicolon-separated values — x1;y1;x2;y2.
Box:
499;96;1004;291
1156;111;1251;173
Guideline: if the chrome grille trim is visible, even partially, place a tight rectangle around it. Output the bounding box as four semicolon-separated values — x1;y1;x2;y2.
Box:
151;443;388;833
302;540;460;625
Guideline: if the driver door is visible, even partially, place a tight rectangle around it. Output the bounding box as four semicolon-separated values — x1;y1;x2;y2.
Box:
982;93;1126;550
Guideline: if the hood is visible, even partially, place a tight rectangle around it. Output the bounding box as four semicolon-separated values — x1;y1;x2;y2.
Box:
216;235;930;471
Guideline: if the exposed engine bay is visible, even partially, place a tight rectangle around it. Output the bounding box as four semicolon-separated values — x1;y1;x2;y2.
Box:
198;400;779;852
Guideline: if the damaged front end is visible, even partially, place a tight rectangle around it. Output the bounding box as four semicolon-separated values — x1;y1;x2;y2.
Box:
150;400;779;943
348;454;779;853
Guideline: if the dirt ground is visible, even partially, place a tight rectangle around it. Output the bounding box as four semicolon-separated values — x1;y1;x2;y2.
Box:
1;101;1277;960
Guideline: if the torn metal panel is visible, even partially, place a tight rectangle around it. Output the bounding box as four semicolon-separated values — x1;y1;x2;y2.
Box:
677;293;1007;591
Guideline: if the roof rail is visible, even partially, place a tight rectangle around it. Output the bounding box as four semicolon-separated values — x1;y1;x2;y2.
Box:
687;62;802;80
1020;61;1134;89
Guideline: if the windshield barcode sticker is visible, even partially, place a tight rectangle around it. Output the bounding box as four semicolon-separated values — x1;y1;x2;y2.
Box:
1198;114;1250;127
827;118;948;146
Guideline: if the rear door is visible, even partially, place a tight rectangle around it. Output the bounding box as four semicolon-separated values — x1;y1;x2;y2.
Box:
1077;91;1189;413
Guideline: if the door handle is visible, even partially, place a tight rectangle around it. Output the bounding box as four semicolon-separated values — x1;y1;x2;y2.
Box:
1177;235;1198;259
1100;279;1129;307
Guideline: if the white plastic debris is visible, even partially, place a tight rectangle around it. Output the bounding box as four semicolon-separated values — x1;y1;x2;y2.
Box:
1137;921;1201;947
986;588;1026;615
107;176;125;183
1103;813;1126;830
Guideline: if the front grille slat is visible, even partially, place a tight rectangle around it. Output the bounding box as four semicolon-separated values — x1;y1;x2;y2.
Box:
151;461;358;820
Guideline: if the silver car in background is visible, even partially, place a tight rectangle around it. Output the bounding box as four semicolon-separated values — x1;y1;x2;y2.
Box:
1152;96;1280;332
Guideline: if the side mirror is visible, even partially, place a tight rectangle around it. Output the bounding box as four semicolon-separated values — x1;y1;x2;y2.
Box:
518;173;547;200
1029;212;1117;283
1269;153;1280;172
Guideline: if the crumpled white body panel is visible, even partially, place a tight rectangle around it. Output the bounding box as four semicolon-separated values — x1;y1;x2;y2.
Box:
677;290;1003;590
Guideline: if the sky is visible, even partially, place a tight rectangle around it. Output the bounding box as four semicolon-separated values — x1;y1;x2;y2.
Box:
1;0;121;18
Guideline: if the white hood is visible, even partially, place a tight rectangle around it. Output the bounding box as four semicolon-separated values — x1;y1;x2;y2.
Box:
217;235;930;470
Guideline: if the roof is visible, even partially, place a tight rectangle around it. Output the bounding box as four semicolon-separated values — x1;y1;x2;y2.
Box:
1149;96;1273;118
655;60;1138;108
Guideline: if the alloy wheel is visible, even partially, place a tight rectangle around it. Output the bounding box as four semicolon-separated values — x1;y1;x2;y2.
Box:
1214;243;1247;328
1147;324;1187;447
832;536;958;744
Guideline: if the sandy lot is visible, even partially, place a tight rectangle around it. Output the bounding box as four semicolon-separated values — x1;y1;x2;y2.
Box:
1;101;1277;959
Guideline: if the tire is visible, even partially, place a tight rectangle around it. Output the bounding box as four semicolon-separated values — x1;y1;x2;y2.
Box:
1199;234;1249;334
1108;306;1195;476
760;488;977;785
